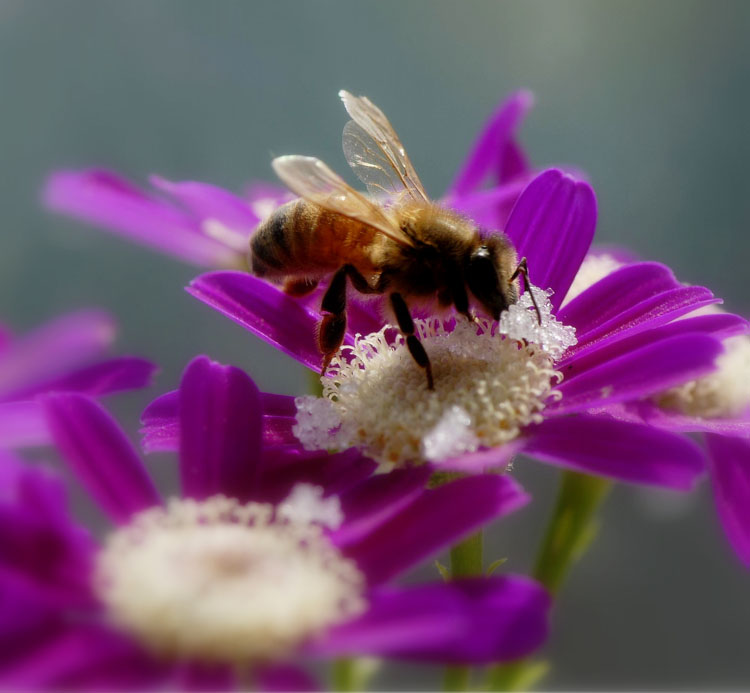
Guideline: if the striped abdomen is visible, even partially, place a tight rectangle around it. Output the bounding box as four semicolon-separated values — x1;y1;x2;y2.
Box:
249;199;382;279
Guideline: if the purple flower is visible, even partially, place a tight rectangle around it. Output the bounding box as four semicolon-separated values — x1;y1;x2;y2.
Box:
184;168;727;491
0;356;549;689
567;251;750;567
0;310;156;449
42;91;535;269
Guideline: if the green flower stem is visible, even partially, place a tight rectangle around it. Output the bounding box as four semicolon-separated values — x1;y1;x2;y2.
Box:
443;531;483;691
487;470;611;691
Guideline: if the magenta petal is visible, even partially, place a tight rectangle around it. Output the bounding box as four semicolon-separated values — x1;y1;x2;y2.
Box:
560;313;748;379
259;448;377;504
178;356;262;501
43;169;237;267
444;178;529;230
140;390;179;453
612;401;750;438
523;415;706;489
0;310;115;401
434;441;521;473
9;357;157;401
43;394;160;524
188;271;334;372
260;392;297;417
448;90;534;196
308;576;549;664
0;401;50;448
333;467;432;548
150;176;260;233
504;169;597;310
552;334;723;415
254;664;319;692
706;434;750;567
341;475;528;585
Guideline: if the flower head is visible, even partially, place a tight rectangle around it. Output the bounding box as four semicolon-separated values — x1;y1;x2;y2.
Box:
0;356;549;688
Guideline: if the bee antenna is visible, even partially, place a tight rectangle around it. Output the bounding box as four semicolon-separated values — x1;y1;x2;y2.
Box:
510;258;543;325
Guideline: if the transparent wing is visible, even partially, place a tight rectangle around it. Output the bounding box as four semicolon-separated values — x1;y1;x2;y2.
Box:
271;155;413;247
339;90;429;203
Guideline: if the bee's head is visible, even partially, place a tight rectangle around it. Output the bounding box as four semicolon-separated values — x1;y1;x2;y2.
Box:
465;233;519;321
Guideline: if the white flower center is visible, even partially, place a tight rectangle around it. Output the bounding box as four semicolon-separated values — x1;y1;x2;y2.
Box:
95;493;365;663
656;333;750;418
294;286;575;468
563;253;624;305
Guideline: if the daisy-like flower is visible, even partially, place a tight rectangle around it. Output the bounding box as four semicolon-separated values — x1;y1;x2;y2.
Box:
41;91;536;270
186;168;727;491
0;310;155;449
567;251;750;566
0;355;549;689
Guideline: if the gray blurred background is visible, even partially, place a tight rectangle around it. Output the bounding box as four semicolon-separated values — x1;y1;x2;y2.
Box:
1;0;749;689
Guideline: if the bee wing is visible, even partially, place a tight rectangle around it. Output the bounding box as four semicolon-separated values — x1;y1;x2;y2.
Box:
272;155;414;248
339;90;429;203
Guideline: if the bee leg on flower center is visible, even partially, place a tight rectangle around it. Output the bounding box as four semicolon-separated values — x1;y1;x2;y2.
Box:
510;257;543;325
390;292;434;391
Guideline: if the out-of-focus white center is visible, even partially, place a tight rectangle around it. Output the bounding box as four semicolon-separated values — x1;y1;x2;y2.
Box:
562;253;624;305
95;493;364;663
294;285;576;468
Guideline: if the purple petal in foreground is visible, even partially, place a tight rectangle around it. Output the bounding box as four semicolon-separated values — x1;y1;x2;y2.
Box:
43;394;160;524
504;169;597;311
706;434;750;567
448;90;534;196
178;356;263;501
308;576;549;664
552;334;723;415
610;401;750;438
43;169;238;267
523;415;706;489
342;475;528;585
0;310;115;401
188;271;336;372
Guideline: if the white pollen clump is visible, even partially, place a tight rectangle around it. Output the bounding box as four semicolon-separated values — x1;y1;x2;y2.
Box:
293;396;345;451
95;496;365;663
422;405;479;462
562;253;624;305
278;484;344;529
293;286;574;468
656;334;750;418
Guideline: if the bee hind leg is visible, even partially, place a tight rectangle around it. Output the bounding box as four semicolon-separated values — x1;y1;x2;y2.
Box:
390;292;434;391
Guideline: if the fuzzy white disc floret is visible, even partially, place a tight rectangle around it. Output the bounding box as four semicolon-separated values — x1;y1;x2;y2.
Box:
95;493;364;663
294;285;575;468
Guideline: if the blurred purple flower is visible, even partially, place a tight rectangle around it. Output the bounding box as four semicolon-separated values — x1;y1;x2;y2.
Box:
185;168;729;491
0;310;156;449
0;356;549;689
41;91;535;269
567;252;750;567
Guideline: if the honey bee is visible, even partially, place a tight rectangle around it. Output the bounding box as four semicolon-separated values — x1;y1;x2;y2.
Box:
250;90;539;389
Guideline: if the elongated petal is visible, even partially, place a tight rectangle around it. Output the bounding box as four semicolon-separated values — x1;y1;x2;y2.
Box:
43;394;160;524
178;356;262;501
308;576;549;664
254;664;318;692
504;169;597;310
560;314;747;382
333;467;432;547
259;448;376;504
7;357;157;402
523;415;706;489
0;401;50;448
0;310;115;401
43;169;237;267
609;401;750;438
706;434;750;567
444;178;529;230
552;334;723;415
188;271;335;371
448;90;534;196
341;475;528;584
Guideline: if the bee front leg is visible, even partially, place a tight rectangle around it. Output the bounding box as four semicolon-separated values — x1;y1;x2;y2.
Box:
318;266;349;376
510;257;542;325
390;292;434;391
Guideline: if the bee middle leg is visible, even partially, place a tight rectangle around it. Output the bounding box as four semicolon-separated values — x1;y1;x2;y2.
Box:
390;292;434;391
